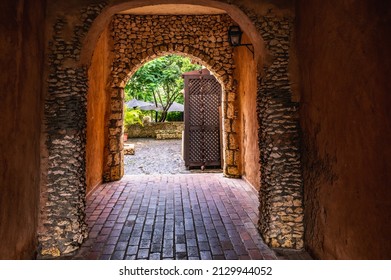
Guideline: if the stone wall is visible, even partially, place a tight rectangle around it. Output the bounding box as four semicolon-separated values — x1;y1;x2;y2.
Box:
126;122;184;139
106;14;240;181
40;2;107;257
249;10;304;249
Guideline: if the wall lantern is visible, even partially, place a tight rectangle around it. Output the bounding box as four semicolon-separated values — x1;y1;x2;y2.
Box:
228;25;254;56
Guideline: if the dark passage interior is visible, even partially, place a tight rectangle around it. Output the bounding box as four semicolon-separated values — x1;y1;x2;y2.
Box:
0;0;390;260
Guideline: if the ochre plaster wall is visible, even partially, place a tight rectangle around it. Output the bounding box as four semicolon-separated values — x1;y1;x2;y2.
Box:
86;26;111;194
296;0;391;259
235;41;261;190
0;0;45;259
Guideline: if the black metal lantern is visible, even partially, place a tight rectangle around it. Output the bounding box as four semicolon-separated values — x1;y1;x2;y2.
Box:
228;25;254;55
228;26;243;46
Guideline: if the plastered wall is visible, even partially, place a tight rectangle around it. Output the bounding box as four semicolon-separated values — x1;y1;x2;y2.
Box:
234;37;261;190
7;0;377;259
86;26;111;194
296;0;391;259
0;0;45;259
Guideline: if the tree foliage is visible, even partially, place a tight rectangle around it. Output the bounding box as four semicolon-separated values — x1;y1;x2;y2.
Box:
125;55;202;122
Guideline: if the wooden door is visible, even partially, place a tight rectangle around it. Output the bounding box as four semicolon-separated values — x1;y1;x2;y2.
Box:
183;70;222;169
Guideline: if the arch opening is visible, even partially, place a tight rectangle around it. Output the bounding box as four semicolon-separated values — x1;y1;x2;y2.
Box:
87;12;239;184
122;54;224;174
40;0;305;258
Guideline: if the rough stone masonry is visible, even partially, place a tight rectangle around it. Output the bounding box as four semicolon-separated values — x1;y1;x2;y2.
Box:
107;14;240;181
41;3;107;257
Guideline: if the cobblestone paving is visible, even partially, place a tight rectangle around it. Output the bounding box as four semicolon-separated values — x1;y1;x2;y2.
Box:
73;174;278;260
124;138;189;175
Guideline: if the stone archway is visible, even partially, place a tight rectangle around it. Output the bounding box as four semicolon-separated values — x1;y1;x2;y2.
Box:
40;0;305;258
103;14;238;182
80;1;265;67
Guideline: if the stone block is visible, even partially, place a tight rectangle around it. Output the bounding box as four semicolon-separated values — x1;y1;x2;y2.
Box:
229;133;239;150
227;91;236;102
109;139;119;152
223;119;231;133
111;99;122;111
110;113;122;120
41;247;61;257
226;150;235;165
113;153;120;165
124;144;135;155
110;166;121;180
226;102;235;119
106;154;113;166
109;127;122;136
227;166;240;177
231;119;240;133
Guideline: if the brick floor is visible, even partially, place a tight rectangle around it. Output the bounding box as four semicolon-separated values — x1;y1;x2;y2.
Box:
72;174;279;260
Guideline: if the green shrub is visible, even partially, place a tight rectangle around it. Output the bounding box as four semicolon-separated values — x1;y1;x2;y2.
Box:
166;111;184;121
124;109;143;133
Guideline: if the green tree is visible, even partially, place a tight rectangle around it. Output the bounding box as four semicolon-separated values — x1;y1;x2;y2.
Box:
125;55;202;122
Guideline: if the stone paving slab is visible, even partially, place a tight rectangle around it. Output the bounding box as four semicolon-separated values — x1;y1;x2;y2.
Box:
124;138;188;175
73;174;278;260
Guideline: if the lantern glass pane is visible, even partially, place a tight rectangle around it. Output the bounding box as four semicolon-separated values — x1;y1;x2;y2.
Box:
229;26;242;46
